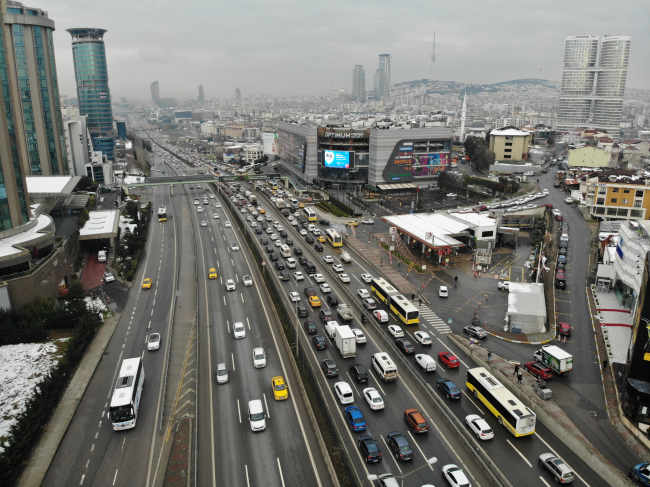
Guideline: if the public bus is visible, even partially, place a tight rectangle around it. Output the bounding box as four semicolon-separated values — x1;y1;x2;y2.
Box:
388;294;420;325
466;367;536;437
303;207;317;222
371;278;400;305
158;207;167;222
109;357;145;430
324;229;343;247
269;181;279;191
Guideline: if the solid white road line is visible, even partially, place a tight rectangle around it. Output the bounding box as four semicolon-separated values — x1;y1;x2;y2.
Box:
277;458;286;487
380;435;403;474
231;353;235;371
263;393;270;419
507;439;532;468
407;431;434;470
237;399;241;424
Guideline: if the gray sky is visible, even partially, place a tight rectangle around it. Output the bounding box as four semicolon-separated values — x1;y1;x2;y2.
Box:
48;0;650;101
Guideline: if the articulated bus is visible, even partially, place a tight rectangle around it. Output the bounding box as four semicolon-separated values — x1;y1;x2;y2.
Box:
324;229;343;247
109;357;145;430
371;278;400;305
158;207;167;222
466;367;536;437
388;294;420;324
303;207;317;222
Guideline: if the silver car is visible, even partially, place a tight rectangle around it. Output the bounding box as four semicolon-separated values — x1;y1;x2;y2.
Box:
215;363;229;384
243;275;253;286
538;453;574;483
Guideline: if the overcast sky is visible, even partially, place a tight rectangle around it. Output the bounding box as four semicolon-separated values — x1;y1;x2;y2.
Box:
47;0;649;101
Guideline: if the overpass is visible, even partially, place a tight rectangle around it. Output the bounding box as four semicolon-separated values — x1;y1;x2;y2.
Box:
122;173;282;188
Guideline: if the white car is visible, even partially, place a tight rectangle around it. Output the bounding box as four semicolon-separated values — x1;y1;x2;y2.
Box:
323;255;334;263
311;273;325;282
361;219;374;224
226;279;236;291
194;200;200;205
442;465;471;487
225;222;231;228
465;414;494;440
439;285;448;297
294;272;304;281
363;387;384;410
233;322;246;339
243;275;253;286
251;222;258;227
231;244;239;251
289;292;301;302
552;208;561;216
274;240;282;247
320;283;331;293
357;289;370;299
388;325;404;337
373;310;389;323
360;273;373;283
497;281;510;291
257;216;264;222
201;221;207;227
213;214;219;219
351;328;366;344
103;272;115;283
270;234;278;241
332;264;344;272
564;197;573;204
210;195;215;199
291;220;298;226
414;331;432;345
299;229;308;236
266;227;273;234
197;207;203;213
338;274;350;283
334;382;354;405
543;188;549;195
277;226;284;232
253;347;267;368
446;193;458;198
147;333;161;351
286;258;297;269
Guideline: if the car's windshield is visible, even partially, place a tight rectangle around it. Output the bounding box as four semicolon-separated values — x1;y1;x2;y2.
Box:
275;384;286;391
255;352;264;359
399;445;410;452
217;369;227;376
373;397;382;403
111;406;133;422
250;412;264;421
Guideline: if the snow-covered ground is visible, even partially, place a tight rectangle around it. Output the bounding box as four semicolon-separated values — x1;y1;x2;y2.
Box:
0;340;67;452
119;215;136;234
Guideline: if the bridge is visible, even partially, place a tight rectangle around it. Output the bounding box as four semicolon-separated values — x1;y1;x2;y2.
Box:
121;173;282;188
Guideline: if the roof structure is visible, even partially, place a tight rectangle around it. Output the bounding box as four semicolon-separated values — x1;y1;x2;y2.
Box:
490;128;531;137
507;282;547;334
25;175;80;197
79;210;120;240
0;215;53;259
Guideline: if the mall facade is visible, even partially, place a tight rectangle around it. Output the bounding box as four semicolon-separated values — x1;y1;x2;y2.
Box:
276;122;452;190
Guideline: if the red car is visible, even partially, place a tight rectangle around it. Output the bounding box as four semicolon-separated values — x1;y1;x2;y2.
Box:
555;270;565;279
524;361;553;380
557;322;571;337
474;205;488;211
555;213;564;221
542;203;553;208
438;352;460;369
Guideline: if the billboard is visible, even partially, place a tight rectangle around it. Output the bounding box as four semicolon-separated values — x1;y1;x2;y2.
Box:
323;150;353;169
263;132;278;156
412;153;450;177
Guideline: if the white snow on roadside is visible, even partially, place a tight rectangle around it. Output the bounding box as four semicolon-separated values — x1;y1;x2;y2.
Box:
0;340;68;452
119;215;136;234
84;296;108;320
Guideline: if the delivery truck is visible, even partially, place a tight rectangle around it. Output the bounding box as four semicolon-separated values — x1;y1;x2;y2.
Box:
274;198;286;209
334;324;356;358
325;320;340;339
533;345;573;375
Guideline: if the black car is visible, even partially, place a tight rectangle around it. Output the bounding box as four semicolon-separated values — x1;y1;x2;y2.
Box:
269;252;279;261
261;238;269;245
314;243;323;251
293;247;303;256
557;261;566;270
286;238;293;246
255;228;263;234
280;230;288;238
559;240;568;249
319;219;330;225
349;363;368;383
278;271;290;281
386;432;413;461
305;235;314;243
321;358;339;377
266;245;274;253
319;309;333;322
297;305;308;318
313;335;327;350
274;261;285;270
395;338;415;354
327;295;339;307
559;247;567;256
358;436;382;463
297;256;309;266
304;287;316;297
304;321;318;334
553;182;561;188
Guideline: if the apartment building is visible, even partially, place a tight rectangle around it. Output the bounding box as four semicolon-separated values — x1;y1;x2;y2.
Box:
582;170;650;220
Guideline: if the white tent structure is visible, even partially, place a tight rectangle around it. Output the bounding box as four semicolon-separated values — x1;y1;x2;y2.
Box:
506;283;547;334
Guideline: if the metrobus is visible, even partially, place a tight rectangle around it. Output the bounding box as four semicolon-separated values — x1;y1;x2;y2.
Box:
303;207;317;222
324;229;343;247
466;367;536;437
371;278;400;305
158;207;167;222
109;357;145;430
388;294;420;324
269;181;279;191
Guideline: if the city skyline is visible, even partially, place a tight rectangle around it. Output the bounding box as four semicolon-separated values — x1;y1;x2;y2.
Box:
45;0;649;100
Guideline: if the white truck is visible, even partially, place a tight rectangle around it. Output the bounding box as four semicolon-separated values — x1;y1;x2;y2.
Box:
340;252;352;264
274;198;286;209
337;303;354;321
334;324;356;358
325;320;340;339
533;345;573;375
249;194;258;205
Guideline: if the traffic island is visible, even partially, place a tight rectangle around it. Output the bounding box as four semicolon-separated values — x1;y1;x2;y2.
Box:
163;417;192;487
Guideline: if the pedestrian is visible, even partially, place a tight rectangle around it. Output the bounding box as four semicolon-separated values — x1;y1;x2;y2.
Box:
485;294;489;302
513;363;519;376
487;350;492;362
419;298;422;307
517;372;523;384
603;360;608;370
412;293;415;301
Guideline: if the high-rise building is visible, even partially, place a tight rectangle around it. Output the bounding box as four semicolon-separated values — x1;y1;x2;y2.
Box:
198;84;204;104
151;80;160;105
352;65;366;102
378;54;391;100
235;87;241;102
557;35;631;137
67;28;115;160
0;1;70;229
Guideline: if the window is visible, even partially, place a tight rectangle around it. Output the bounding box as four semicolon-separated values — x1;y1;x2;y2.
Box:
624;189;630;194
623;199;628;204
612;188;619;193
504;149;512;152
596;198;605;205
634;200;642;208
611;198;617;203
598;187;607;194
506;136;513;140
481;231;494;238
636;190;644;198
504;155;511;159
505;142;513;146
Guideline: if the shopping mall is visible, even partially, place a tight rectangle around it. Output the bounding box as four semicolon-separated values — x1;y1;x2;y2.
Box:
275;121;452;191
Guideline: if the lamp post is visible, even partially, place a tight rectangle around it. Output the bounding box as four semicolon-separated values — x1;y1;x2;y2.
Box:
367;457;437;486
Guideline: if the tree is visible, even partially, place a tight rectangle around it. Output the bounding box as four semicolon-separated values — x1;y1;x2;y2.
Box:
75;176;92;191
547;133;555;145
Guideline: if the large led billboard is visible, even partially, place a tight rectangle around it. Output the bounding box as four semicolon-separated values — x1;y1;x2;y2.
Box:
323;150;353;169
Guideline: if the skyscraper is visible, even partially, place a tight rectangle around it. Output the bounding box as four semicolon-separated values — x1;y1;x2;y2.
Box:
151;80;160;105
0;1;69;229
67;28;115;159
377;54;391;100
557;35;631;136
352;65;366;102
235;87;241;101
198;84;204;104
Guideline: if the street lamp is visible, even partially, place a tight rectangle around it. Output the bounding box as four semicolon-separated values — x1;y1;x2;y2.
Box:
367;457;437;485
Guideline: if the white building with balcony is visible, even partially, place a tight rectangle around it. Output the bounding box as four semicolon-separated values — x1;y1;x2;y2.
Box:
611;221;650;315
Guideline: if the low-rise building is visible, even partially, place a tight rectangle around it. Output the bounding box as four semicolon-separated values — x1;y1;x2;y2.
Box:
489;128;532;161
567;145;611;168
581;169;650;220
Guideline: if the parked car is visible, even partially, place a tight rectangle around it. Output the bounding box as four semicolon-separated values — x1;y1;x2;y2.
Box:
463;325;488;339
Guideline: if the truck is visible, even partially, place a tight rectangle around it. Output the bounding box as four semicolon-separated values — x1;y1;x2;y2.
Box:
249;194;257;205
325;320;340;339
340;252;352;264
533;345;573;375
274;198;286;209
337;303;354;321
334;324;356;358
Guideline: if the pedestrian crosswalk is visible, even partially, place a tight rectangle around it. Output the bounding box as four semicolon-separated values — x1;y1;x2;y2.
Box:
417;305;452;334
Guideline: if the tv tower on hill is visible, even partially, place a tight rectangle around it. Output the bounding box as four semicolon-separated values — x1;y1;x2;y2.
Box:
430;32;436;76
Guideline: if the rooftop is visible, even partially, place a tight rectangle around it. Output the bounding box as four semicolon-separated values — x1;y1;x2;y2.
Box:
491;128;531;137
79;210;119;240
0;214;53;258
25;175;80;197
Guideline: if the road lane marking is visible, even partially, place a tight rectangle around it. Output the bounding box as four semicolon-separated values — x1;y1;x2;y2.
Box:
407;431;434;470
277;458;286;487
539;477;552;487
247;317;250;329
345;372;362;397
380;434;403;474
112;469;118;485
241;293;244;303
237;400;241;423
245;465;250;487
507;439;532;467
232;353;235;371
263;393;270;419
534;432;591;486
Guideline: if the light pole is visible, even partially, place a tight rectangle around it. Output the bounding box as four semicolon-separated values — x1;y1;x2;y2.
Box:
367;457;437;486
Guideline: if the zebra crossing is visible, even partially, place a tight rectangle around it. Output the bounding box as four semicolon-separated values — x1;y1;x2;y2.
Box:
417;305;452;334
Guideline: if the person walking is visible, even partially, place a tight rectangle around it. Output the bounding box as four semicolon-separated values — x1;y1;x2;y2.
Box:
487;350;492;362
419;297;422;307
412;293;415;301
603;360;608;370
513;363;519;376
517;372;523;384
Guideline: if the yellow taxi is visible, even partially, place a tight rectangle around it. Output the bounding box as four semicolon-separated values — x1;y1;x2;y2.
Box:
259;208;266;214
317;235;326;243
271;376;289;400
308;295;322;307
142;278;152;289
209;268;218;279
298;202;305;208
346;220;358;227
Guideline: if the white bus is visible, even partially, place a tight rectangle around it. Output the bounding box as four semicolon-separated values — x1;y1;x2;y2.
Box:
302;207;317;222
109;357;145;430
324;229;343;247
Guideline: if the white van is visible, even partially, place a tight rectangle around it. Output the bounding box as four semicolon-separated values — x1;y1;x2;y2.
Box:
371;352;398;382
248;399;266;432
98;250;107;263
286;257;297;269
280;245;291;258
290;198;298;206
325;321;339;339
415;354;437;372
340;252;352;264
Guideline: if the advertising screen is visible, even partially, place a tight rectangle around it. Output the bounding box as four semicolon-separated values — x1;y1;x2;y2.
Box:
323;150;353;169
262;133;277;155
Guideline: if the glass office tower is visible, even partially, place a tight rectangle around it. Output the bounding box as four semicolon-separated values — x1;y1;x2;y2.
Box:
67;28;115;160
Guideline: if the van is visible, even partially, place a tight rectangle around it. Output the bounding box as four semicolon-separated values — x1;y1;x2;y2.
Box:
286;257;297;269
98;250;107;263
248;399;266;432
304;261;316;274
340;252;352;264
371;352;398;382
325;321;339;339
415;354;437;372
290;198;298;206
280;245;291;258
